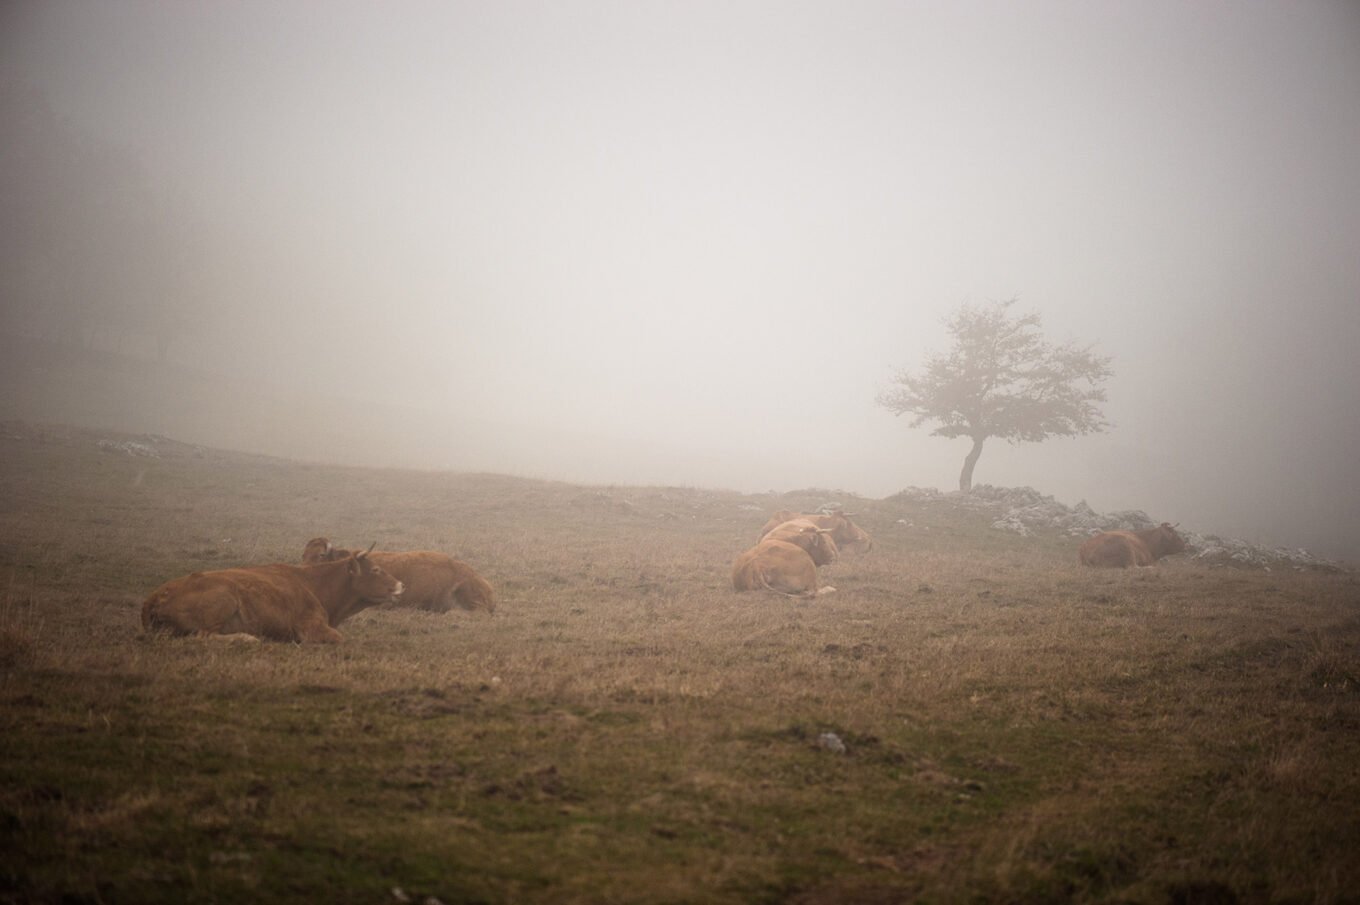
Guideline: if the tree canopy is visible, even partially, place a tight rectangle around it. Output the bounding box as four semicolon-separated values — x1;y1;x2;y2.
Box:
878;299;1113;491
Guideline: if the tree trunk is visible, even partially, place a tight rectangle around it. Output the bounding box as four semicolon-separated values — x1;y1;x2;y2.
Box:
959;435;986;492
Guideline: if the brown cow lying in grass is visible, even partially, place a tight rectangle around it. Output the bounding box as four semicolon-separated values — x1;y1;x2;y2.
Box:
1079;523;1188;568
732;533;838;599
142;547;403;642
759;509;873;554
302;538;496;613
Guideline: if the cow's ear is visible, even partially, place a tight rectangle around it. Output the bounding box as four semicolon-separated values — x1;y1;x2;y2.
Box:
347;555;360;575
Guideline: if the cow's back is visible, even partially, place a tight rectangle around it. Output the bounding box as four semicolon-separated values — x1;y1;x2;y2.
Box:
372;551;495;613
758;510;801;541
142;566;338;641
732;539;826;597
763;520;839;566
760;511;872;554
1078;531;1154;568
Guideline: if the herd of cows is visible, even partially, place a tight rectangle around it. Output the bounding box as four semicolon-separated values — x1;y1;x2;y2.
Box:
731;509;874;598
140;537;494;643
139;510;1188;643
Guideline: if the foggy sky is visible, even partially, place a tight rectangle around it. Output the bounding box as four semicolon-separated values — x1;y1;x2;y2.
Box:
4;1;1360;561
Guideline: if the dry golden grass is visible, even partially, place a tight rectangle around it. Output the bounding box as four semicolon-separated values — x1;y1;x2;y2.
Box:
2;422;1359;903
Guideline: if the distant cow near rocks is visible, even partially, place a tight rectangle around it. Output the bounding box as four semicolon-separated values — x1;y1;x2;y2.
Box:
303;538;496;613
759;510;873;554
732;537;837;598
142;547;403;642
1079;524;1187;568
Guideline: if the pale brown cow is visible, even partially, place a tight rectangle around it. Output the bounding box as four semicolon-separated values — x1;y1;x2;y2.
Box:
141;548;403;642
759;509;873;554
762;519;840;566
1078;523;1187;568
732;539;836;598
302;537;495;613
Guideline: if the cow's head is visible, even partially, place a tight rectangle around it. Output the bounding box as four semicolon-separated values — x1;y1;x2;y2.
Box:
823;513;873;554
799;525;840;567
348;545;403;603
303;537;347;563
777;522;837;566
768;519;840;566
1149;523;1187;558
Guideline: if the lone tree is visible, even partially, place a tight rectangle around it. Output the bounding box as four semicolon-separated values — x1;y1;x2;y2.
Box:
878;299;1113;492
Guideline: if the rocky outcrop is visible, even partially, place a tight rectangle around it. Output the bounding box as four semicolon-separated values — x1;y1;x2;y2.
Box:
890;484;1345;572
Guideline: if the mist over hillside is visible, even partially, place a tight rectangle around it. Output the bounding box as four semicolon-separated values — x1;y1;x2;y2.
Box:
0;333;841;493
3;335;1353;569
3;1;1359;566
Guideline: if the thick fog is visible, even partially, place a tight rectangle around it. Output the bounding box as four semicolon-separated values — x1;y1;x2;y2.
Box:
3;1;1359;561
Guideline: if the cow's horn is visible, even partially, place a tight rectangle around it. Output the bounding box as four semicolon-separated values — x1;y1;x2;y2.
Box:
324;540;332;553
362;541;377;556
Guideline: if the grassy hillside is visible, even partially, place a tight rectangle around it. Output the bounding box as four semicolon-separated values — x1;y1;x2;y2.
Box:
2;422;1358;904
